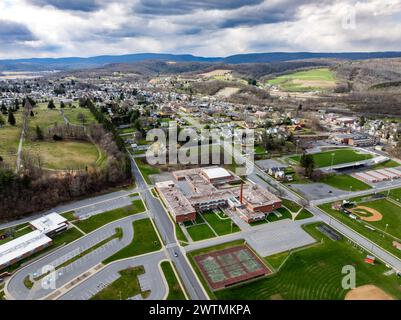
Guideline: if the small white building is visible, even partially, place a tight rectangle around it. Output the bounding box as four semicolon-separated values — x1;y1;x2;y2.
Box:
30;213;68;236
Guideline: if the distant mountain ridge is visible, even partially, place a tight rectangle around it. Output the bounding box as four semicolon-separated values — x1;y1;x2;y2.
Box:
1;51;401;71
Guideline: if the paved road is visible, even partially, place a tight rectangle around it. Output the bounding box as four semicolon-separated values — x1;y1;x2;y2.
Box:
0;188;141;230
6;213;148;300
59;251;167;300
130;157;208;300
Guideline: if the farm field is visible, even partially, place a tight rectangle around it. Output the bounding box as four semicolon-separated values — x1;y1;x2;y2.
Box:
290;149;373;168
319;197;401;259
213;223;401;300
267;68;336;92
24;140;100;170
320;174;372;191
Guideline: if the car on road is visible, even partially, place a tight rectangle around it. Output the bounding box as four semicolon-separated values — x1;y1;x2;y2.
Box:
174;251;179;257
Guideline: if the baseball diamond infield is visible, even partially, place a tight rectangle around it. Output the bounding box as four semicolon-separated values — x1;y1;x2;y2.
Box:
351;206;383;222
345;285;394;300
194;245;271;290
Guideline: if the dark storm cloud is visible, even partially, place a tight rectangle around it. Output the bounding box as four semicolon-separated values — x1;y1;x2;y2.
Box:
29;0;101;12
0;20;36;43
134;0;264;15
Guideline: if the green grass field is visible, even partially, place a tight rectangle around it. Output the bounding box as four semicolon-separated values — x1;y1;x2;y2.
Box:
135;158;161;184
73;200;145;233
62;107;96;125
281;198;302;213
161;261;186;300
388;188;401;202
267;68;336;92
319;198;401;259
24;140;100;170
290;149;373;168
320;174;372;191
200;211;240;236
186;223;216;242
91;266;149;300
103;218;161;263
295;209;314;221
213;223;401;300
370;160;400;170
0;110;24;167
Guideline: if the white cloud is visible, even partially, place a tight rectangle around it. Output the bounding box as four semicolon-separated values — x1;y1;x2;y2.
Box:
0;0;400;59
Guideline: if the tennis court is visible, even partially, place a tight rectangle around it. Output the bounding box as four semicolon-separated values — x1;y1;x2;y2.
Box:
194;245;271;290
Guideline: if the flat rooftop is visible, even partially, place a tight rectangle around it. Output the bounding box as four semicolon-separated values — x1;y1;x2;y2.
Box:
0;230;52;267
201;167;231;180
156;181;196;217
30;212;67;234
242;184;281;207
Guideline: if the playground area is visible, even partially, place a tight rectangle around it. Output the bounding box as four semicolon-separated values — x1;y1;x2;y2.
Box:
194;245;271;290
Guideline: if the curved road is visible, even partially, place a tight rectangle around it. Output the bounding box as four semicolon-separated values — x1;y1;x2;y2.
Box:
6;212;148;300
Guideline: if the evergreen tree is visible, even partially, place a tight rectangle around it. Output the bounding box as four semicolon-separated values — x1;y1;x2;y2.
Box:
36;125;44;140
8;111;16;126
48;100;56;109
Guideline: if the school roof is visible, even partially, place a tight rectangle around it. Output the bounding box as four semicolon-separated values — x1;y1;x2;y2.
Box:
201;167;231;180
30;212;67;234
0;230;52;267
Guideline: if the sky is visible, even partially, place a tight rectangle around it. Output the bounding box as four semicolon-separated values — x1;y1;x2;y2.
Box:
0;0;401;59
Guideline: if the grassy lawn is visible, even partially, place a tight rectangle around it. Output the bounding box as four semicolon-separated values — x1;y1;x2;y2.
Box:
200;211;240;236
62;107;96;125
320;174;372;191
161;261;186;300
388;187;401;202
295;209;314;221
290;149;373;168
267;68;336;92
24;140;100;170
2;227;82;273
281;198;302;213
254;145;267;155
135;158;161;184
91;266;150;300
370;160;400;170
0;290;5;300
186;223;216;242
73;200;145;233
214;223;401;300
103;218;161;263
28;105;64;134
319;199;401;259
0;110;24;167
175;224;189;245
264;251;290;271
267;207;292;222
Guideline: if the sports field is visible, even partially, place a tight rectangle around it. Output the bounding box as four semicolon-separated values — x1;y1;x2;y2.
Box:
319;196;401;259
213;223;401;300
290;149;373;168
320;174;372;191
267;68;336;92
194;245;271;290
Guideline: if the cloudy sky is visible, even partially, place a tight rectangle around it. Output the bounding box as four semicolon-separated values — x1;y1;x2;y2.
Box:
0;0;401;59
